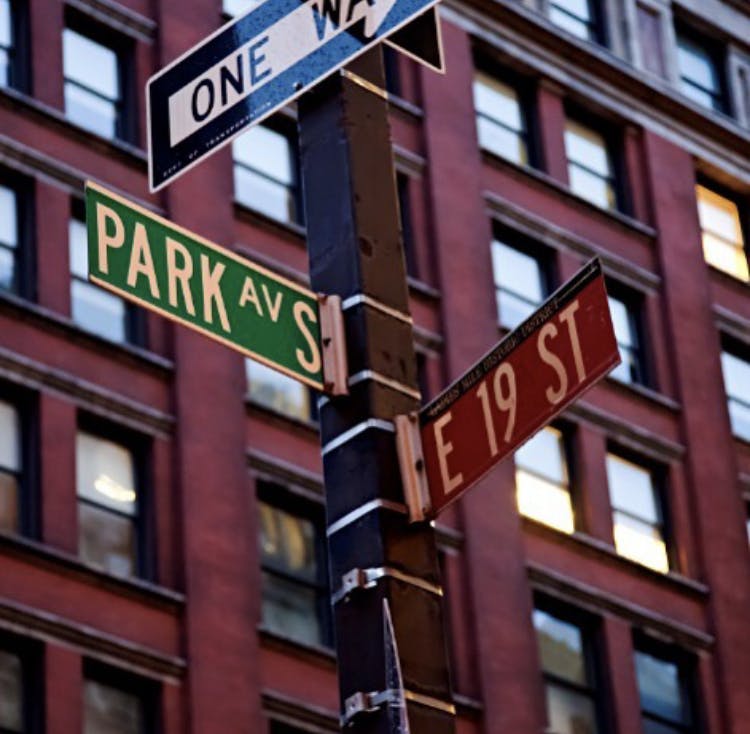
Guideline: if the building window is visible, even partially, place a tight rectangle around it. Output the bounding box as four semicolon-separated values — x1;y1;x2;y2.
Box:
564;118;618;210
0;182;18;294
606;453;669;573
83;662;156;734
634;636;698;734
0;398;22;535
491;237;549;331
0;0;18;90
533;600;603;734
0;175;31;298
695;184;749;282
0;633;42;734
222;0;261;15
473;71;530;166
675;29;725;114
69;215;137;343
233;122;302;225
258;483;331;647
548;0;602;44
607;289;648;386
515;426;575;534
63;25;130;140
76;429;142;578
246;359;316;423
720;347;750;442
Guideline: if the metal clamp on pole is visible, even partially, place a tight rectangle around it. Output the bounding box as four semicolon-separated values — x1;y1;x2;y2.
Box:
342;689;401;727
318;294;349;396
394;414;432;523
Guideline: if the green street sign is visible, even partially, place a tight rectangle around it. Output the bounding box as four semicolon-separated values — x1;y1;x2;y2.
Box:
85;181;324;389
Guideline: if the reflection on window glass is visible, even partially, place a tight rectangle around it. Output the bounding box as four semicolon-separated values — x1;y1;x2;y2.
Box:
0;649;22;732
258;496;330;647
83;678;142;734
491;240;546;330
0;0;13;88
533;606;601;734
720;350;750;441
246;359;312;421
69;218;129;342
0;184;18;293
676;33;724;113
233;124;300;223
515;427;574;533
607;295;645;385
564;119;617;210
606;454;668;573
0;400;20;534
634;643;694;734
223;0;262;15
473;72;528;165
695;185;749;282
76;431;138;577
63;29;121;139
549;0;598;42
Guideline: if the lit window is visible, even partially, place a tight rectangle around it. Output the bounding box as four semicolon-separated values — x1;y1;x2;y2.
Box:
533;603;602;734
720;349;750;441
491;239;548;331
0;634;41;734
695;185;749;282
246;359;314;422
0;399;20;534
222;0;261;16
564;119;617;210
549;0;600;43
83;664;156;734
258;485;331;647
69;217;131;343
473;72;529;166
607;293;647;386
676;31;725;113
606;454;669;573
63;28;124;139
0;183;18;293
233;123;301;224
634;638;697;734
0;0;13;88
76;431;140;578
515;427;575;534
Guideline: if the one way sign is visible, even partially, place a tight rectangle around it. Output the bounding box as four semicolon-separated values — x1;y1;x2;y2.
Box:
147;0;440;191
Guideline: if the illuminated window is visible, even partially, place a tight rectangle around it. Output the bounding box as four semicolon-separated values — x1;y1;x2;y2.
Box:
564;119;618;210
258;483;331;647
634;637;698;734
695;185;749;282
606;454;669;573
0;399;20;535
607;291;647;386
491;238;548;331
76;430;140;578
233;122;302;224
676;30;725;113
69;216;134;343
515;427;574;534
0;633;42;734
63;26;129;140
549;0;601;43
720;348;750;442
473;72;529;166
246;359;315;422
533;601;603;734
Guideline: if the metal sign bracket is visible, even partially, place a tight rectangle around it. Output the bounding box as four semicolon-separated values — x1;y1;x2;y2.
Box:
319;293;349;396
394;414;432;522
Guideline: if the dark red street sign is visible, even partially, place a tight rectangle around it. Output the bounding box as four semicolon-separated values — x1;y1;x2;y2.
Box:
412;258;619;520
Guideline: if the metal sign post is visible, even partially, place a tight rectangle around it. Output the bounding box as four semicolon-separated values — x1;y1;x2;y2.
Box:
298;49;456;734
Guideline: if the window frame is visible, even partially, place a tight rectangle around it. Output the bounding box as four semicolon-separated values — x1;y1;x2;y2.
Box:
257;480;332;649
0;0;30;93
233;115;304;227
0;168;35;301
0;629;44;734
632;632;700;734
532;594;609;734
720;337;750;443
76;415;153;581
548;0;607;46
472;57;540;170
674;22;728;116
82;659;159;734
62;10;137;144
605;279;651;388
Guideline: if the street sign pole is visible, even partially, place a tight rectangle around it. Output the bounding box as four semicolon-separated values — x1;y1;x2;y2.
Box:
298;49;456;734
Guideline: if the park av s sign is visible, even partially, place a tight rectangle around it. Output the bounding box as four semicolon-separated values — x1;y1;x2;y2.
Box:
147;0;440;191
85;182;324;389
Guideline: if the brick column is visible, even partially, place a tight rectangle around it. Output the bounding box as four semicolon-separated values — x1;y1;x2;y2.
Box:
601;616;643;734
34;180;70;315
536;81;569;185
45;644;82;734
575;426;614;542
28;0;64;108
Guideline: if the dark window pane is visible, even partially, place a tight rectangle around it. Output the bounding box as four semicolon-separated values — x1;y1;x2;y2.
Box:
533;609;586;684
261;570;323;645
642;719;682;734
0;471;19;533
0;649;22;732
83;679;142;734
635;650;687;723
78;501;136;576
676;34;723;112
546;683;599;734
